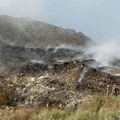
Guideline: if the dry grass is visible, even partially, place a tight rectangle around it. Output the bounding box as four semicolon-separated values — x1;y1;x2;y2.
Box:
0;107;33;120
0;95;120;120
0;87;13;106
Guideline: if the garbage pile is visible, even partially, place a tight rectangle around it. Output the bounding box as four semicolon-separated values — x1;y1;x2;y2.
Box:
0;60;120;109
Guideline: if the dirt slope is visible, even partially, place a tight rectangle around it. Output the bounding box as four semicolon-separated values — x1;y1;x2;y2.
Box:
0;15;93;48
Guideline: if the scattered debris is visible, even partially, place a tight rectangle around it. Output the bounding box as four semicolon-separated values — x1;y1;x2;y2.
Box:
0;60;120;109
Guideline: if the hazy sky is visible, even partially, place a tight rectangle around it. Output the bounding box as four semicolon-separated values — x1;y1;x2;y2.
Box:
0;0;120;43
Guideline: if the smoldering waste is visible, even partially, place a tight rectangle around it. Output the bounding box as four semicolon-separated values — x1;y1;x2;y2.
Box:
0;59;120;109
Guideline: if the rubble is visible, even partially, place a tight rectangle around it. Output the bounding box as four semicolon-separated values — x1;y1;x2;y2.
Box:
0;15;120;111
0;60;120;109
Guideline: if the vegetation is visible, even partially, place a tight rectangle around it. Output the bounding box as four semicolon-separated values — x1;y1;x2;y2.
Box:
0;95;120;120
0;86;13;106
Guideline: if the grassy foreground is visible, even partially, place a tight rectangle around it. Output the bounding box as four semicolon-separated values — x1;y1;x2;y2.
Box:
0;95;120;120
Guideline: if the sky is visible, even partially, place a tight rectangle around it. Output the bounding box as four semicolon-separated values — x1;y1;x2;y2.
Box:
0;0;120;43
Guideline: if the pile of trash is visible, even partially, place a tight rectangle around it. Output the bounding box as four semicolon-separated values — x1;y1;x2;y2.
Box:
0;60;120;109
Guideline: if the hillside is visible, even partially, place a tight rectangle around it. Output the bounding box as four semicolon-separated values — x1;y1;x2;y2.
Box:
0;15;120;120
0;15;92;48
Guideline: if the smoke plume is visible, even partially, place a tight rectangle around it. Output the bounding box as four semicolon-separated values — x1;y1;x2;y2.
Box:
0;0;47;21
53;40;120;68
86;40;120;67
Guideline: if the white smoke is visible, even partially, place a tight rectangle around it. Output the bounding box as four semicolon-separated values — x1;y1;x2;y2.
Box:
53;44;84;53
0;0;48;21
86;40;120;67
45;40;120;68
31;40;120;68
30;59;44;64
78;67;88;83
